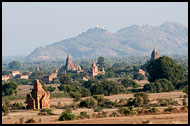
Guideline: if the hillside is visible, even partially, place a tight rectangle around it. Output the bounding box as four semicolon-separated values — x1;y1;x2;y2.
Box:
26;21;188;61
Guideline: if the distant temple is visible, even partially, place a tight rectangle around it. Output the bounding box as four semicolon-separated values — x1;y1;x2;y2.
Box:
150;45;159;61
26;80;50;109
90;60;105;78
139;45;159;76
36;66;40;72
59;53;83;74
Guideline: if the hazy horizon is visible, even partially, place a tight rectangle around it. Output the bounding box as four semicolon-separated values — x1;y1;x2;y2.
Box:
2;2;188;56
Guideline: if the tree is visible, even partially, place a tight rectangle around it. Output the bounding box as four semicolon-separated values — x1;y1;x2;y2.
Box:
59;74;73;85
133;73;145;81
2;81;18;96
121;78;138;89
8;61;21;70
97;56;105;68
146;56;184;85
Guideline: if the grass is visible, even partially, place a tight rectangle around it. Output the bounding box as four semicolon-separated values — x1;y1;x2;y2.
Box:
50;92;69;98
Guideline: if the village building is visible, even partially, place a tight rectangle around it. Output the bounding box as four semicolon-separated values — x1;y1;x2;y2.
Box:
90;61;105;78
138;69;146;76
43;69;58;83
20;75;29;80
26;80;50;109
11;70;21;77
2;75;11;81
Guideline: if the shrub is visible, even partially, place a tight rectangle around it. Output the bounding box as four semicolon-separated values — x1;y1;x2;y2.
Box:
164;106;177;112
126;93;150;107
81;88;91;97
182;99;187;106
12;102;25;110
2;104;9;116
93;106;103;112
149;107;159;113
70;92;82;102
109;111;120;117
79;98;97;108
78;111;90;119
19;117;24;124
58;111;76;121
158;98;179;106
118;106;136;116
38;109;54;115
25;118;36;123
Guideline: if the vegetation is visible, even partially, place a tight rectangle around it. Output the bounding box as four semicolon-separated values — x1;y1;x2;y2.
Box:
2;81;18;96
38;109;54;115
143;79;174;93
79;98;97;108
146;56;184;85
126;93;150;107
58;111;76;121
8;61;21;70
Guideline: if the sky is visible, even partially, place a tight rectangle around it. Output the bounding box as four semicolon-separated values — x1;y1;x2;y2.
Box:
2;2;188;56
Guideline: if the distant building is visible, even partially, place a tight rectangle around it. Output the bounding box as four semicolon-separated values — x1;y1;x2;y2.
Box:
138;69;146;76
90;60;105;78
2;75;11;81
43;69;58;83
20;75;29;80
36;66;40;72
139;45;159;73
150;45;159;61
11;70;21;77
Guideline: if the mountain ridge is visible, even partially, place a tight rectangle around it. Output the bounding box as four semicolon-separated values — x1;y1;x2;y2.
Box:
26;21;188;61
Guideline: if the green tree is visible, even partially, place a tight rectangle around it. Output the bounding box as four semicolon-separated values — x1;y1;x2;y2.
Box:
2;81;18;96
146;56;184;85
97;56;105;68
8;61;21;70
133;73;145;81
59;74;73;85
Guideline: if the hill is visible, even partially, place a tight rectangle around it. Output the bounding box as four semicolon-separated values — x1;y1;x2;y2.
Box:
26;21;188;61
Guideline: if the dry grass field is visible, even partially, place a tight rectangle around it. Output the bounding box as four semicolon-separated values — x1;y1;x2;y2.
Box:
2;82;188;124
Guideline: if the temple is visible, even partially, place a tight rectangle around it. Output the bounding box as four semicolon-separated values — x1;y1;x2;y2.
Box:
26;80;50;109
150;44;159;61
60;53;83;74
90;60;105;78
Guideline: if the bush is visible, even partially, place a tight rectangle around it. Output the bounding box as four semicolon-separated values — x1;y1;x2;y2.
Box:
109;111;120;117
164;106;177;112
79;98;97;108
126;93;150;107
148;107;159;113
38;108;54;115
25;118;36;123
78;111;90;119
70;92;82;102
93;106;103;112
2;81;18;96
182;99;187;106
118;106;136;116
158;98;179;106
12;102;25;110
2;104;9;116
81;88;91;97
143;79;174;93
58;111;76;121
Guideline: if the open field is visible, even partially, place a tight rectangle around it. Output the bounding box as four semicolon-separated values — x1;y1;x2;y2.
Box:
2;83;188;124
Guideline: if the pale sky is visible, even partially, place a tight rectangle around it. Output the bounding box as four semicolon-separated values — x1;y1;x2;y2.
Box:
2;2;188;56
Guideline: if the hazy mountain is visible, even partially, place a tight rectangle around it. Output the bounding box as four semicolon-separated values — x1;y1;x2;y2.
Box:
26;21;188;61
